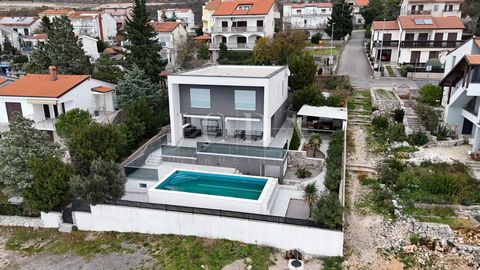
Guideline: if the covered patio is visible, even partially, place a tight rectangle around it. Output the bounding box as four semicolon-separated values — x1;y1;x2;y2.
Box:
297;105;347;132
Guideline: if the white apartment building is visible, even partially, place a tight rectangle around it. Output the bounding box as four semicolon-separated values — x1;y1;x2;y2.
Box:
210;0;279;53
153;22;188;65
158;8;195;33
68;11;117;42
400;0;463;17
440;37;480;152
347;0;369;30
0;25;20;50
370;15;464;66
97;3;134;29
282;2;332;36
0;17;40;37
202;0;223;34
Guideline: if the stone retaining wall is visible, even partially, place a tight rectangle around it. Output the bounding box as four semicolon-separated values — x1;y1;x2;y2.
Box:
0;215;43;228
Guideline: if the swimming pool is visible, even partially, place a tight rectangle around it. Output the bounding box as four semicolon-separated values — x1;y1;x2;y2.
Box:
156;170;267;200
148;169;279;214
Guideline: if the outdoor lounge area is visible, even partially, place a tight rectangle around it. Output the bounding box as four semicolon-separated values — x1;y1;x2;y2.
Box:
297;105;347;132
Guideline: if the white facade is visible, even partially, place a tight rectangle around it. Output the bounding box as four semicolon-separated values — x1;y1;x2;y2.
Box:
167;65;290;147
0;17;41;37
0;25;20;50
69;12;117;42
0;76;116;140
282;3;332;36
441;38;480;152
400;0;463;17
155;23;188;65
79;36;100;62
98;3;133;29
158;8;196;33
346;0;368;30
210;2;278;51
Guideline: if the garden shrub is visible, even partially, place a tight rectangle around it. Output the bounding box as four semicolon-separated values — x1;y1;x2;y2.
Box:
415;103;439;133
400;65;414;77
436;124;455;141
325;131;344;193
289;127;301;150
326;95;342;107
296;167;312;179
425;58;442;69
407;132;429;146
0;204;40;217
372;115;389;131
313;192;343;230
325;76;353;92
393;109;405;123
419;84;443;106
311;33;322;44
385;123;406;143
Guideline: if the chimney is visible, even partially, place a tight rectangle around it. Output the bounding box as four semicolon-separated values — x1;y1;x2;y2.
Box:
49;66;57;81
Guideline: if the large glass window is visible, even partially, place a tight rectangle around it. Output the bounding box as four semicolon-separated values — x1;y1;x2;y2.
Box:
190;88;210;108
235;90;256;110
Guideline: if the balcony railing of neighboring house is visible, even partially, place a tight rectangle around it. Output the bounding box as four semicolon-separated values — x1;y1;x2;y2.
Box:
372;40;400;47
210;43;256;50
400;40;463;48
25;114;56;131
289;12;330;17
212;26;265;33
407;10;431;15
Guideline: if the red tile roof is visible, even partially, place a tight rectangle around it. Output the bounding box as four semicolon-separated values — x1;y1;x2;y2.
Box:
355;0;369;6
205;0;223;10
68;12;101;19
285;3;333;8
214;0;276;16
32;33;48;40
475;39;480;48
194;35;211;41
466;55;480;65
398;15;464;30
153;22;180;32
0;74;89;98
104;47;116;54
92;86;114;93
371;20;399;30
39;9;74;15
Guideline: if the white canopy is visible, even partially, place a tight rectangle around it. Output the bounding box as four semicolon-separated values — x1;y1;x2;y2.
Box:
297;105;348;121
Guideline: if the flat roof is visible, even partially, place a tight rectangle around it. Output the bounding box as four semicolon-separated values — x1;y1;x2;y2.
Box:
297;105;348;121
176;65;288;78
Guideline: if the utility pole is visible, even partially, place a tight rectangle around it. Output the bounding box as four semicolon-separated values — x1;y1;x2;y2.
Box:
330;22;336;74
378;19;386;76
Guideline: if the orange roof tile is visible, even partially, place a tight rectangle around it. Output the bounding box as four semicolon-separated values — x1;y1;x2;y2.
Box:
475;39;480;48
466;55;480;65
398;15;464;30
205;0;223;10
194;35;211;40
92;86;114;93
355;0;369;6
371;20;399;30
32;33;48;40
214;0;275;16
104;47;116;54
0;74;89;98
68;12;101;19
153;22;180;32
39;9;74;15
409;0;463;2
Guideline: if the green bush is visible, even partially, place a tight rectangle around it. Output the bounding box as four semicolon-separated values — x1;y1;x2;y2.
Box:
407;132;429;146
291;85;326;111
425;58;442;69
296;167;312;178
364;24;371;39
410;234;421;245
0;204;39;217
313;192;343;230
325;76;353;92
436;124;455;141
55;109;93;139
322;256;344;270
419;84;443;106
311;33;322;44
289;127;301;150
415;103;439;133
326;95;342;107
400;65;414;77
372;115;389;131
393;109;405;123
325;131;344;192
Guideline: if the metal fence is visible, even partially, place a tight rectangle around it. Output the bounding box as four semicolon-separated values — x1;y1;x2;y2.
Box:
104;199;342;231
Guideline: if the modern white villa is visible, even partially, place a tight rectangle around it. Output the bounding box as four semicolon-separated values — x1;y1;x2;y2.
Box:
441;37;480;152
282;2;333;37
0;66;117;141
210;0;279;54
400;0;463;17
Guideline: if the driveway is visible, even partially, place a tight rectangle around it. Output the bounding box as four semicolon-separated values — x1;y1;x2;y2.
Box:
337;31;424;89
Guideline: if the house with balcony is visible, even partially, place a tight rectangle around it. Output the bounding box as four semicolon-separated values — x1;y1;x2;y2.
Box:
97;3;133;29
347;0;369;30
0;17;40;38
400;0;463;17
39;9;75;21
153;22;188;65
210;0;279;56
168;65;290;148
158;8;195;33
0;66;117;141
282;2;332;37
440;37;480;152
0;25;20;51
68;11;117;42
370;15;464;67
202;0;224;34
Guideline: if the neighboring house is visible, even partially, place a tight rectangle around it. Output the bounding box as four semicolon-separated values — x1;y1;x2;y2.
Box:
153;22;188;65
400;0;463;17
347;0;368;30
282;2;333;37
79;35;100;62
370;15;464;66
0;25;20;50
21;33;47;53
39;9;75;21
0;66;117;141
202;0;223;34
68;11;117;42
440;37;480;152
210;0;279;55
97;3;133;29
167;65;290;147
0;17;40;37
158;8;195;33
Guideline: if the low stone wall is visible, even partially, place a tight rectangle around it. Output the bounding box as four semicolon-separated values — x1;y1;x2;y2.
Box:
0;215;44;228
370;88;402;114
413;222;455;241
432;138;465;147
286;151;323;170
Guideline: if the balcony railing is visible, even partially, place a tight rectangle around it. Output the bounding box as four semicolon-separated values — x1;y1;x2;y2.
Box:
407;10;431;15
400;40;463;48
210;42;256;50
372;40;400;47
212;26;265;33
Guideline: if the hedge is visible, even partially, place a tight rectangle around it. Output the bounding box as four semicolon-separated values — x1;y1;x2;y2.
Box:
324;131;345;193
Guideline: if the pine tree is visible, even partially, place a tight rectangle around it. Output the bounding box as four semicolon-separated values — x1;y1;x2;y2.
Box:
124;0;166;82
2;38;17;56
24;16;93;75
116;65;159;109
0;113;61;197
39;16;52;34
327;0;353;40
93;53;125;84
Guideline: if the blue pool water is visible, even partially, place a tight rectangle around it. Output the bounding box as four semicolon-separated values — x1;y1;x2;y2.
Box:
156;170;267;200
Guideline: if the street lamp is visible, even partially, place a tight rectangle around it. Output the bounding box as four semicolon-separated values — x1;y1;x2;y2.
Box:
378;19;386;74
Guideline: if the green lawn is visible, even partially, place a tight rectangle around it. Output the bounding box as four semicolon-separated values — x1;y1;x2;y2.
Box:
305;46;341;56
385;65;396;77
374;88;397;100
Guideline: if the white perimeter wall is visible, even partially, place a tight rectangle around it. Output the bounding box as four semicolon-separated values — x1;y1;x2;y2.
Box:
73;204;344;256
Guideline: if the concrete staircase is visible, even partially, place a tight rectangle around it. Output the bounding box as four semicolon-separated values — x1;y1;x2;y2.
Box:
348;92;372;126
403;100;421;133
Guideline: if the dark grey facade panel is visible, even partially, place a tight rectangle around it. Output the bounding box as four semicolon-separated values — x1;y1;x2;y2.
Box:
270;99;288;137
